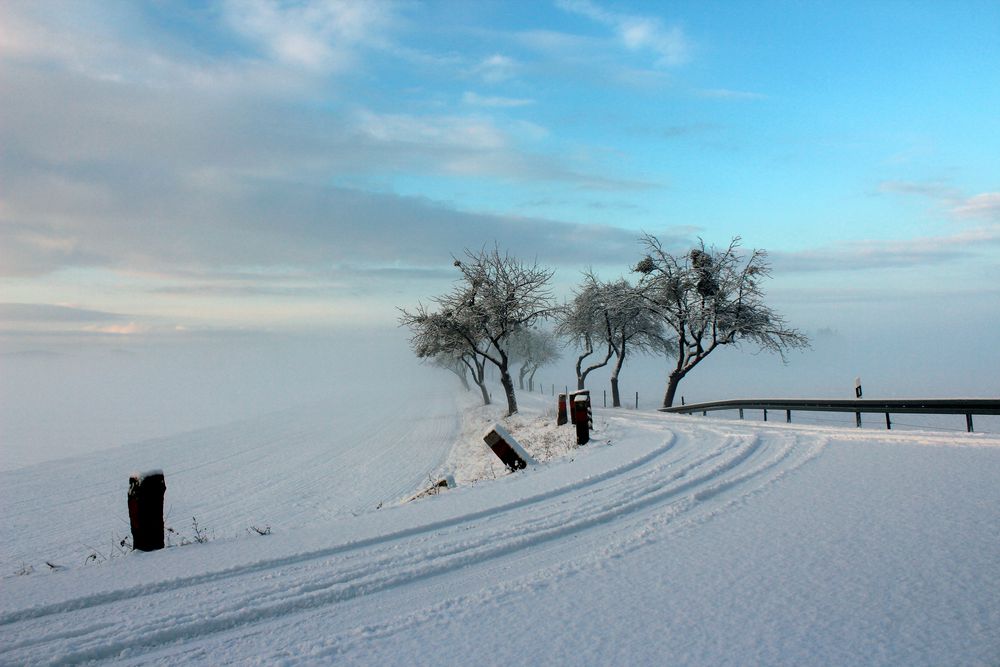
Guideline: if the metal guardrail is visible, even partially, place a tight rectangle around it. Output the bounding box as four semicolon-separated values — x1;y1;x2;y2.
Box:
660;398;1000;432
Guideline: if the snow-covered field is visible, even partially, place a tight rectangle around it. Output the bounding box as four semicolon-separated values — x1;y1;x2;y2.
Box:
2;389;998;665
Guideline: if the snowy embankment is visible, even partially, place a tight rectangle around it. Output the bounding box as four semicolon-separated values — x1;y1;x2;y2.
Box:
1;392;998;665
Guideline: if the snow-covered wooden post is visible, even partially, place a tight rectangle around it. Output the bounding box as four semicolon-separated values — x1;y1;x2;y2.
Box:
128;470;166;551
570;389;592;430
573;394;590;445
483;424;535;472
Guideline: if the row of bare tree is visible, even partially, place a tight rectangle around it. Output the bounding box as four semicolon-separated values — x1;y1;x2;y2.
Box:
400;234;808;416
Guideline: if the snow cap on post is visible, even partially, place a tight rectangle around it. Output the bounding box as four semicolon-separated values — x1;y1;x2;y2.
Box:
128;470;166;552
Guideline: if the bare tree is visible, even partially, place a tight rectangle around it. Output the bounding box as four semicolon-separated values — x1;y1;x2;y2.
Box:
598;278;667;407
429;351;474;392
556;280;614;390
402;306;492;405
509;328;560;392
556;274;665;402
634;234;809;407
400;246;556;416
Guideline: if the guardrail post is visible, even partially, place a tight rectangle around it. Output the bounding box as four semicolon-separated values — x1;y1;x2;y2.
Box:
739;408;744;420
855;411;862;428
966;414;974;432
763;409;768;422
786;409;791;423
885;413;891;429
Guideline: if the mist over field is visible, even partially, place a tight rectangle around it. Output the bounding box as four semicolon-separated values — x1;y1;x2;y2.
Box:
0;328;427;469
4;302;998;471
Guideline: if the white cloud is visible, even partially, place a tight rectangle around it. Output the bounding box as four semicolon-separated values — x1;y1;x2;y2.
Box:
222;0;396;72
953;192;1000;221
475;54;518;83
0;303;123;323
555;0;690;67
878;180;960;200
697;88;767;101
355;110;508;150
462;91;535;108
84;321;148;335
513;29;596;55
771;226;1000;273
0;0;663;296
878;181;1000;223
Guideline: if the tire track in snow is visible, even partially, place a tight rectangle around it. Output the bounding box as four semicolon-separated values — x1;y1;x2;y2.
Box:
0;432;680;627
0;419;827;664
0;390;462;573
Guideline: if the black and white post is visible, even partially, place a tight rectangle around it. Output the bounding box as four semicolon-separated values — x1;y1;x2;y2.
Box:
854;376;863;427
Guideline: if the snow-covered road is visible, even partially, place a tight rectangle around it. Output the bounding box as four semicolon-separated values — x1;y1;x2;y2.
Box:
2;394;998;665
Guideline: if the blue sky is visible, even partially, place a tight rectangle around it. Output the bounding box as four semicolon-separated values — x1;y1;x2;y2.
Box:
1;0;998;365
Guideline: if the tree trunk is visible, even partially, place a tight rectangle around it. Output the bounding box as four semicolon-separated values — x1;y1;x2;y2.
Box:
453;368;471;391
575;349;612;390
663;371;684;408
477;380;491;405
500;369;518;415
610;353;625;408
472;360;490;405
575;352;588;390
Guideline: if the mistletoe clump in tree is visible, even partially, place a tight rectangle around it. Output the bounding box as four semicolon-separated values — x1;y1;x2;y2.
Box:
400;246;557;416
634;234;809;408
